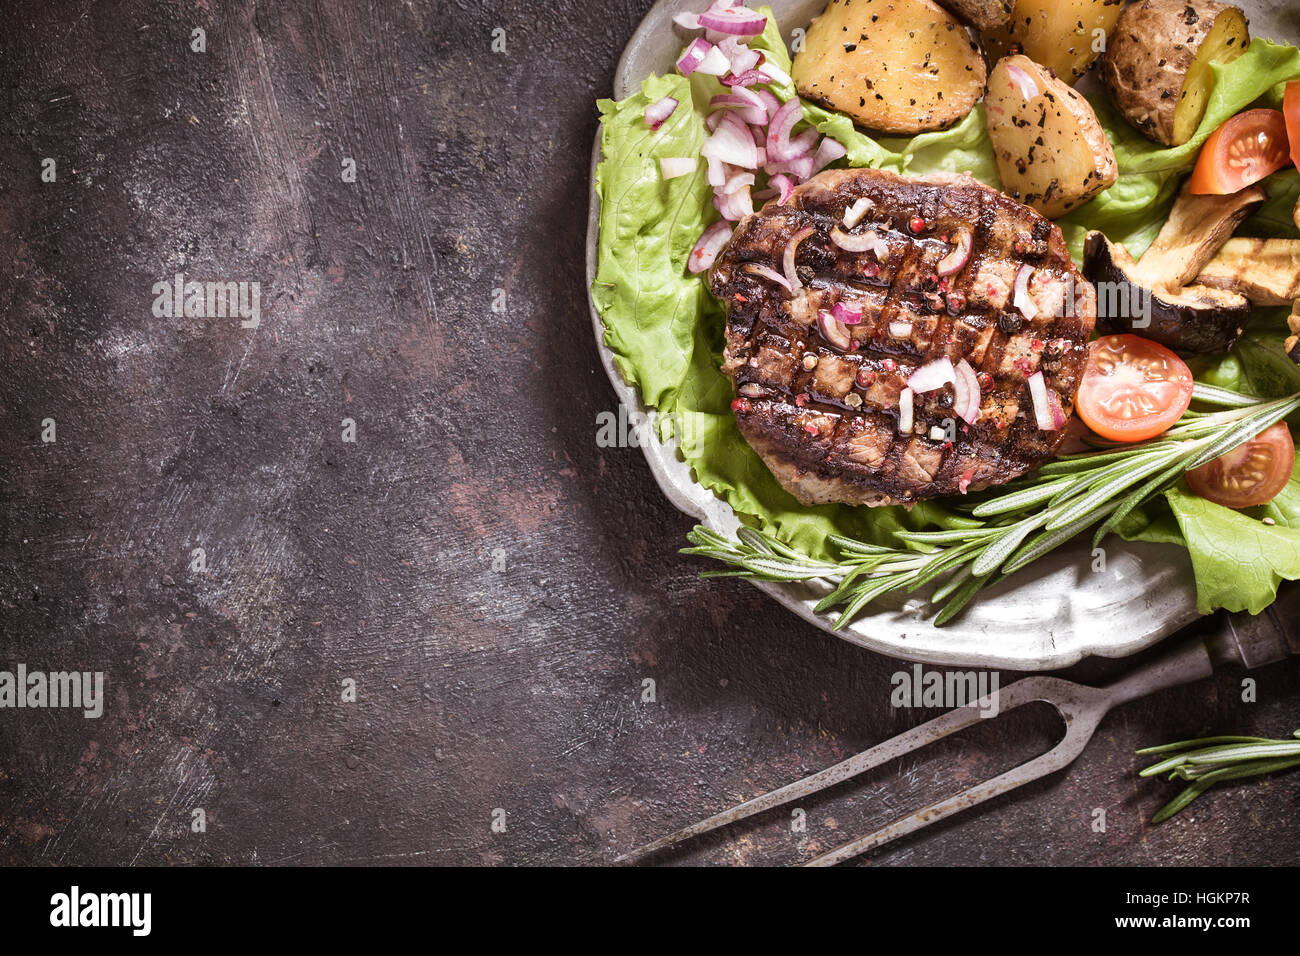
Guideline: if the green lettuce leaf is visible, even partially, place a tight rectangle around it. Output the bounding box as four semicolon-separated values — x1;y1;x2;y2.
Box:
1165;457;1300;614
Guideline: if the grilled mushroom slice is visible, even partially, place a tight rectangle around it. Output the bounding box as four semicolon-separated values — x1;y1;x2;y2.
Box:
1197;238;1300;306
1287;300;1300;366
1084;231;1250;355
1135;181;1266;291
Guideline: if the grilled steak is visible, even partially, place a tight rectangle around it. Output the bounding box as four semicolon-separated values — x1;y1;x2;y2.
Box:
709;168;1097;507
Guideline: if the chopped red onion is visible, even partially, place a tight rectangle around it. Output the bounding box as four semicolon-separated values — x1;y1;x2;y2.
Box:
676;38;712;76
644;95;679;131
842;197;873;229
742;262;792;291
817;309;853;350
659;157;697;180
907;358;955;393
721;169;755;194
765;154;815;182
769;173;795;204
699;7;767;36
898;387;915;434
953;359;982;424
831;301;863;325
695;44;733;76
1013;264;1039;319
1027;371;1056;430
713;184;753;221
710;93;766;126
812;137;847;172
755;89;781;121
721;69;765;87
1005;63;1040;101
937;228;972;276
783;225;815;292
702;114;759;169
890;320;915;338
689;220;732;274
672;12;702;31
738;382;766;397
765;99;804;162
1046;387;1068;430
706;155;727;187
757;60;791;87
830;227;887;260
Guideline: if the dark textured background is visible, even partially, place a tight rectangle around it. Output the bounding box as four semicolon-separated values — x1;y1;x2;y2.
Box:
0;0;1296;866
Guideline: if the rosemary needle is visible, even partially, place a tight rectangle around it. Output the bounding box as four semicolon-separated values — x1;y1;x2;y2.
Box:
1138;730;1300;823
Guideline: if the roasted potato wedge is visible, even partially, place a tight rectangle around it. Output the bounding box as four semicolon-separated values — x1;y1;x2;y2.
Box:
935;0;1012;32
985;55;1118;218
1101;0;1249;146
792;0;987;134
983;0;1125;82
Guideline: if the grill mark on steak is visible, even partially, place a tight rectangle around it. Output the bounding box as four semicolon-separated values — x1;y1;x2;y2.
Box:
710;168;1097;507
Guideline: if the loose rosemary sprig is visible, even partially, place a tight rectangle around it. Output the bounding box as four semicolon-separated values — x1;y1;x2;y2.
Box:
683;385;1300;628
1137;730;1300;823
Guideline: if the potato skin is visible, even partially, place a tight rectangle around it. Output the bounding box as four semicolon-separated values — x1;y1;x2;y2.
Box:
1101;0;1247;146
934;0;1012;32
792;0;987;134
983;0;1125;82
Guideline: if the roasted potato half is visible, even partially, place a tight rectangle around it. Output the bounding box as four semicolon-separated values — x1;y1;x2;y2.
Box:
983;0;1125;83
985;55;1118;218
1101;0;1250;146
792;0;987;134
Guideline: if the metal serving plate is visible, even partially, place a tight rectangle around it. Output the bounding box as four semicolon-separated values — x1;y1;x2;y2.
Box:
587;0;1292;669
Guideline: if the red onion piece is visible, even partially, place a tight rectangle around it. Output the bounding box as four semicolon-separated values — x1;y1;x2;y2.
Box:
889;320;914;338
907;358;955;393
1005;63;1040;101
702;114;759;169
953;359;982;424
1027;371;1055;430
832;301;863;325
659;157;697;180
706;155;727;187
672;12;702;31
785;128;819;159
768;173;795;204
812;137;847;172
698;8;767;36
765;154;815;182
756;89;781;121
783;225;815;292
830;227;887;260
937;228;972;276
742;263;791;291
737;382;766;397
1046;387;1067;430
818;310;853;350
676;38;712;76
689;220;733;275
644;95;679;131
765;98;804;162
1013;264;1039;319
713;185;753;221
695;44;732;76
721;69;765;87
757;60;791;88
898;387;915;434
710;93;766;126
721;169;755;194
842;197;873;229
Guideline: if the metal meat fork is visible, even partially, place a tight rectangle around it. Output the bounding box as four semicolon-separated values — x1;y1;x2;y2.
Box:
621;595;1300;866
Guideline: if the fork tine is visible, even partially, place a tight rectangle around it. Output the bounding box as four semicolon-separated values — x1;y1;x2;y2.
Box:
802;705;1099;867
619;678;1057;864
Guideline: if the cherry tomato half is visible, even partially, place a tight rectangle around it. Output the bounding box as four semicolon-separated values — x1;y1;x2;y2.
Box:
1285;81;1300;173
1076;335;1195;443
1188;109;1290;195
1186;421;1295;509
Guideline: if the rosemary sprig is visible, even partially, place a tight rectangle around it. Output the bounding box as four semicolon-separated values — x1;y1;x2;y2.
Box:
683;386;1300;628
1137;730;1300;823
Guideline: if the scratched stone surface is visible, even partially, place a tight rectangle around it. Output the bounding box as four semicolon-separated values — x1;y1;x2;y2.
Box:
0;0;1297;867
